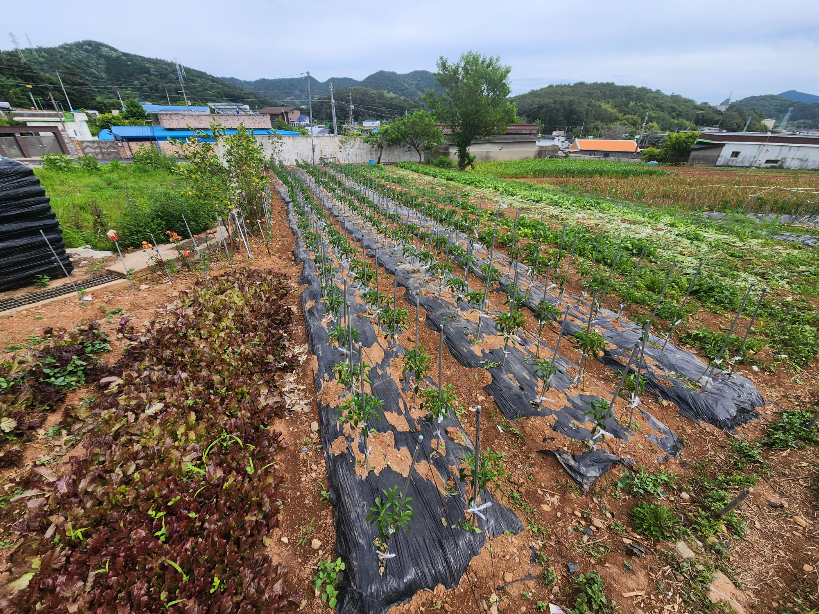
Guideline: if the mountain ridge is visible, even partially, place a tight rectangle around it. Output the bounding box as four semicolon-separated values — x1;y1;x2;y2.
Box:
224;70;440;104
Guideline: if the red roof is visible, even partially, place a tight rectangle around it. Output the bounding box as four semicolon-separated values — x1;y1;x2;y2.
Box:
568;139;638;152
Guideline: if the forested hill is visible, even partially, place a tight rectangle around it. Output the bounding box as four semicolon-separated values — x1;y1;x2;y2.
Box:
0;40;274;111
510;82;759;135
309;87;423;123
733;94;819;130
225;70;440;104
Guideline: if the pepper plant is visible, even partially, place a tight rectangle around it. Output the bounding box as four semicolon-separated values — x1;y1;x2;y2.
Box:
458;447;509;506
402;346;431;397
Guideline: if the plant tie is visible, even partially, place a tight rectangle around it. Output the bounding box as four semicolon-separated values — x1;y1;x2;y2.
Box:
466;501;493;520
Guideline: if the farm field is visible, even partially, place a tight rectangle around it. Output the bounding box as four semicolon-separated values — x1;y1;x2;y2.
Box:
0;158;817;614
469;159;819;216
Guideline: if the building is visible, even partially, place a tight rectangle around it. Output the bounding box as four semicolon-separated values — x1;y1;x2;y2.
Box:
434;124;540;163
258;106;302;125
292;115;310;127
155;113;271;130
12;110;92;141
361;120;380;132
567;139;639;158
688;133;819;170
99;125;299;144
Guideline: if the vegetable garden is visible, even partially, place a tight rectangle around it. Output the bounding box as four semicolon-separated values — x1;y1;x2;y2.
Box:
1;153;818;614
262;157;813;613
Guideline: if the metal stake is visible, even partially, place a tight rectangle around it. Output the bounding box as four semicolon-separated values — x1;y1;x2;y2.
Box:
148;232;173;282
182;214;208;274
39;229;82;300
729;287;767;377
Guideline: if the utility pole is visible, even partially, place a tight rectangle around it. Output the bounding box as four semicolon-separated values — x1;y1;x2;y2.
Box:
28;90;39;110
175;59;190;109
9;33;24;61
57;72;73;112
742;116;752;132
115;88;125;111
307;71;315;164
637;112;649;147
48;92;59;111
165;88;171;105
349;91;354;126
329;81;338;136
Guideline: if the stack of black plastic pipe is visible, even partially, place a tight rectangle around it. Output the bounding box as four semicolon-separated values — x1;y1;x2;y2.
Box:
0;157;72;292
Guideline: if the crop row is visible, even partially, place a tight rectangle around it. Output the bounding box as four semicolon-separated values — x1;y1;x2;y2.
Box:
1;269;300;612
362;163;819;369
272;162;525;614
469;158;672;179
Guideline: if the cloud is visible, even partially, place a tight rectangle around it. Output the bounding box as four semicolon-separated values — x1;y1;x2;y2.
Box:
5;0;818;103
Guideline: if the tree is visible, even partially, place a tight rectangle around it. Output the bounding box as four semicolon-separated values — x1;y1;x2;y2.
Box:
121;99;149;121
175;121;267;219
424;51;517;170
662;131;699;164
363;123;399;164
391;110;443;162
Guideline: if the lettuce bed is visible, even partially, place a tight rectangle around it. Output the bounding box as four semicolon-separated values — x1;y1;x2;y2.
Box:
1;268;301;613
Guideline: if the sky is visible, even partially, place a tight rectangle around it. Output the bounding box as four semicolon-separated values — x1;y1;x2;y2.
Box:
5;0;819;104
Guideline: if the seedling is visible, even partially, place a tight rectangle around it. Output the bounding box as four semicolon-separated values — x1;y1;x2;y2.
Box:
314;557;345;609
529;355;558;400
583;397;611;443
33;274;50;289
420;384;459;436
494;309;525;368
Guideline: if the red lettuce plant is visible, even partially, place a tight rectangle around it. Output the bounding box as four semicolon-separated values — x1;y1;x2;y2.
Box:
1;268;302;613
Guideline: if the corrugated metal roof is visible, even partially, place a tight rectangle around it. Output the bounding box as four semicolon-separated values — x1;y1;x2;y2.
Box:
568;139;638;152
105;126;301;141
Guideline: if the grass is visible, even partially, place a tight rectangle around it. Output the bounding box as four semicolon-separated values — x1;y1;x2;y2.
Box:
36;163;181;250
35;161;214;250
470;158;671;179
629;502;685;540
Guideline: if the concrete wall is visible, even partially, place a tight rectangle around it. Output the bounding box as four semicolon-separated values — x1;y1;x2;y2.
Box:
716;143;819;170
437;141;538;162
688;146;723;167
255;135;423;164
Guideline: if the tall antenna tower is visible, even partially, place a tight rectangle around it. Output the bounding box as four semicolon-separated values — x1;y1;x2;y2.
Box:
175;59;190;109
9;33;24;61
778;107;794;132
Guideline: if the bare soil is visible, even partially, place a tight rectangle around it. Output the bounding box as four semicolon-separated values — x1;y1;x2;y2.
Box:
0;178;816;614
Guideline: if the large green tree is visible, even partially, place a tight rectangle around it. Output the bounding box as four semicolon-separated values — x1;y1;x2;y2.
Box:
391;110;443;162
424;52;517;170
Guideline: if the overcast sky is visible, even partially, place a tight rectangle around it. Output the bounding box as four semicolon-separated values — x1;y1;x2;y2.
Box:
6;0;819;104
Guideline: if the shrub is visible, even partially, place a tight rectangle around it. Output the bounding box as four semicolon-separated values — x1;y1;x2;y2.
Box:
76;155;101;172
117;189;215;248
41;153;74;172
132;145;177;172
572;572;618;614
430;155;455;169
641;147;665;163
